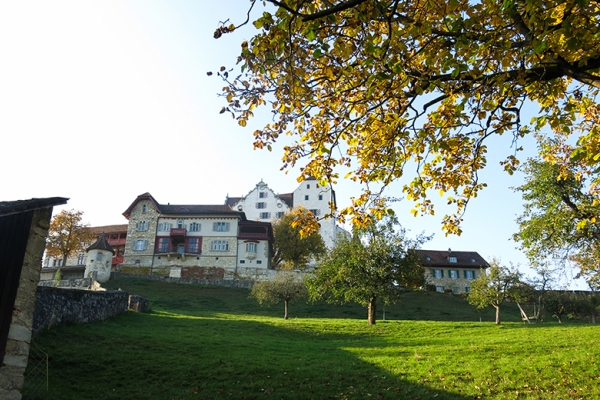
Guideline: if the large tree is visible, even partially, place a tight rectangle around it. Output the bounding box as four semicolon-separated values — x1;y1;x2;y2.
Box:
46;209;94;267
306;217;426;324
214;0;600;235
513;150;600;289
250;272;308;319
467;259;527;324
272;207;326;270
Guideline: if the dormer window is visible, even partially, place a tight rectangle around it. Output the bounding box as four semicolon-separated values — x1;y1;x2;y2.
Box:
471;258;476;263
449;256;457;263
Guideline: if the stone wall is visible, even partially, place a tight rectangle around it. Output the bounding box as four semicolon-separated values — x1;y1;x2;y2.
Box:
32;287;129;332
112;271;257;289
1;208;51;400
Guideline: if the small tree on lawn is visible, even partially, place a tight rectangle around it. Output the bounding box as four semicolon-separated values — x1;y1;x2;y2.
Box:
307;217;427;325
272;207;326;270
250;272;307;319
468;259;527;324
46;209;94;267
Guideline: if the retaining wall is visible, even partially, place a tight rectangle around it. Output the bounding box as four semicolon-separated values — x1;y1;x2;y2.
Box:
33;287;129;332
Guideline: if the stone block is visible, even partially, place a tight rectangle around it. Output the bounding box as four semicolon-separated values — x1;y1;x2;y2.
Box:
3;354;28;368
7;325;31;343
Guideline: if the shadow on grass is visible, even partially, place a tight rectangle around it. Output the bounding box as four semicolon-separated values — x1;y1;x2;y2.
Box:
29;312;474;400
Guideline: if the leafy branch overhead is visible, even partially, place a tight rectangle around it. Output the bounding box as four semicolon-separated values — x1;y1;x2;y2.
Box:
214;0;600;234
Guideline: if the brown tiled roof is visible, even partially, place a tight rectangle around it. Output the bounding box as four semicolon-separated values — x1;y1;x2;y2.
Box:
160;204;242;216
90;224;128;235
87;233;115;254
225;197;242;207
278;193;294;208
0;197;68;217
415;249;489;269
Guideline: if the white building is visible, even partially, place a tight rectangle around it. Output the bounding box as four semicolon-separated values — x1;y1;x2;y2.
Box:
225;177;346;248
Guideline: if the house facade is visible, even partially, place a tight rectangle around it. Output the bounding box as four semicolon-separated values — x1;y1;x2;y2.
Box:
225;178;346;249
415;249;489;293
121;193;273;274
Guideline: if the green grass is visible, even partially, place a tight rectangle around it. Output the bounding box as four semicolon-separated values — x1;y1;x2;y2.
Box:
25;278;599;399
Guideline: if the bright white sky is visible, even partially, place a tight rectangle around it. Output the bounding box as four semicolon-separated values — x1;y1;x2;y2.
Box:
0;1;584;288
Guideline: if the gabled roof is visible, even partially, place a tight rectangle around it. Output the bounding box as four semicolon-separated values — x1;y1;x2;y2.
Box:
122;193;161;219
0;197;68;217
415;249;489;269
123;193;245;220
87;233;115;255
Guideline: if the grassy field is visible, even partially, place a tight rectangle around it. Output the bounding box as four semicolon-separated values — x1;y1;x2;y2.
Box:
24;278;599;399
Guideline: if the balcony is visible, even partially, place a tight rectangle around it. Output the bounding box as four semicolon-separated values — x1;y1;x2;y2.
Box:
107;238;127;246
111;255;124;266
170;228;187;237
238;232;269;240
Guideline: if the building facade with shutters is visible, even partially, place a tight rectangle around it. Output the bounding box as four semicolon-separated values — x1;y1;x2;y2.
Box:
121;193;273;272
415;249;489;294
225;177;346;249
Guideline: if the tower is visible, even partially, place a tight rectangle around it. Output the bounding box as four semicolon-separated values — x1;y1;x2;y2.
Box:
84;233;115;282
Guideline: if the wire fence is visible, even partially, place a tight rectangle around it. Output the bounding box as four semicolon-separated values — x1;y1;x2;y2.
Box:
22;339;48;400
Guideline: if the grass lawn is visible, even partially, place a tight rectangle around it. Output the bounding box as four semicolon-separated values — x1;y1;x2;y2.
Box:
24;278;599;399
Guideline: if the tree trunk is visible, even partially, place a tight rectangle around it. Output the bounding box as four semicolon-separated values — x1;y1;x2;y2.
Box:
494;305;501;325
284;299;289;320
62;253;68;267
368;297;376;325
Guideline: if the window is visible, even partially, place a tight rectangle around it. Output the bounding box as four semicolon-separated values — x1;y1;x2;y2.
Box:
307;184;310;189
452;286;460;294
132;239;148;251
318;194;323;200
240;260;246;264
142;204;147;213
158;222;172;232
256;260;262;264
246;243;256;252
156;238;169;253
464;270;476;279
211;240;229;251
177;244;185;254
177;220;185;229
464;287;471;293
260;212;271;219
97;252;104;261
449;256;457;263
470;258;476;263
433;269;444;278
77;254;85;265
276;212;285;218
259;192;268;198
188;238;200;253
449;270;459;279
256;202;266;209
136;221;149;231
44;258;49;267
309;209;320;216
189;222;201;232
213;222;230;232
435;286;444;292
304;195;309;200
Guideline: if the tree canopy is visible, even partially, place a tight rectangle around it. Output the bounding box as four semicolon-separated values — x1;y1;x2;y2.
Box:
306;217;426;324
513;148;600;289
250;272;308;319
215;0;600;235
272;207;326;270
468;259;528;324
46;209;93;266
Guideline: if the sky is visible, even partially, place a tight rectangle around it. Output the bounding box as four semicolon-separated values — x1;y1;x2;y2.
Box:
0;1;585;288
